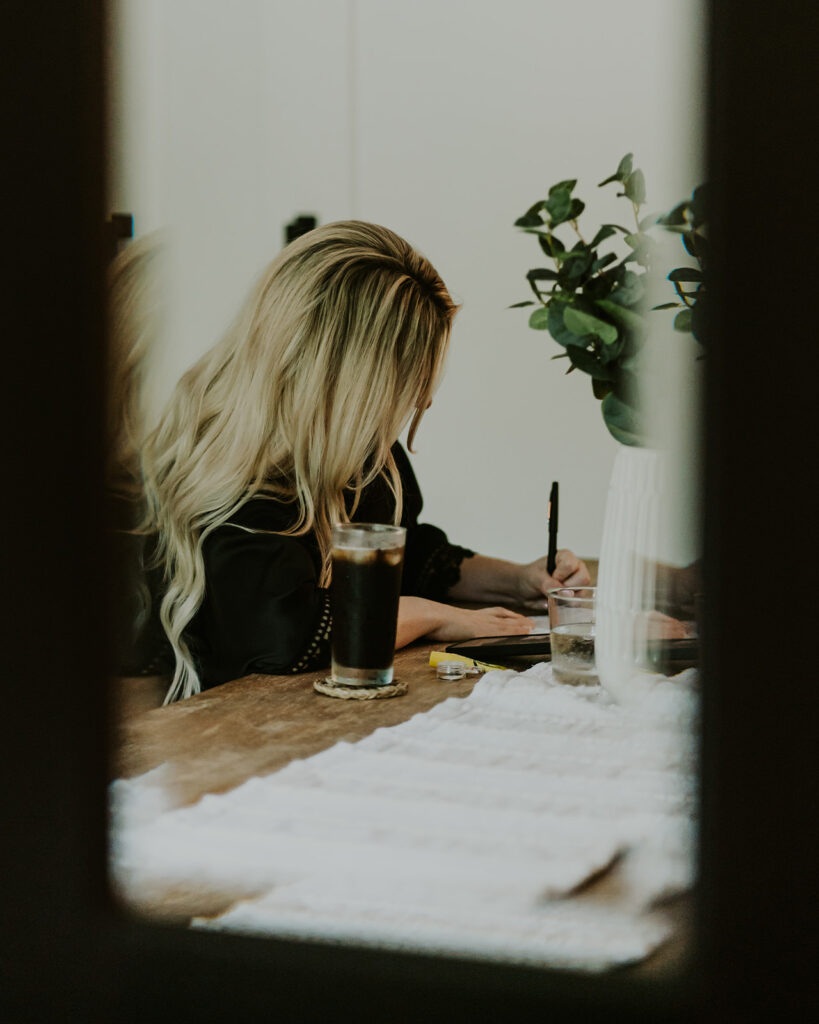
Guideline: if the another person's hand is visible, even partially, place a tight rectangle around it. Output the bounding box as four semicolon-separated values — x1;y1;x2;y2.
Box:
516;549;591;611
426;605;535;643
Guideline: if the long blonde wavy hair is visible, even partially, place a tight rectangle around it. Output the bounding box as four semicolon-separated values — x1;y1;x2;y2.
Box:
141;220;459;703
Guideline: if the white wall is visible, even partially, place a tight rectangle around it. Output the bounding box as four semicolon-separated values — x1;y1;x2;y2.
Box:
108;0;705;562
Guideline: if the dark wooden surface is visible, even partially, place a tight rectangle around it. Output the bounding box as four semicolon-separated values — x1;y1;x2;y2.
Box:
112;639;480;808
113;558;599;800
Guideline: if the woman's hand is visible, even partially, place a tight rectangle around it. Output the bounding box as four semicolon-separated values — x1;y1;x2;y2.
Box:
516;549;591;611
395;596;533;648
425;605;535;643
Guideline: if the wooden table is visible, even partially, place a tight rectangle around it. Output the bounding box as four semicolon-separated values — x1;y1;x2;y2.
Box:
114;560;600;799
113;640;481;808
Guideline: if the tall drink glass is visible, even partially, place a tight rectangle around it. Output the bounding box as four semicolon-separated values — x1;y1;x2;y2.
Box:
330;523;406;687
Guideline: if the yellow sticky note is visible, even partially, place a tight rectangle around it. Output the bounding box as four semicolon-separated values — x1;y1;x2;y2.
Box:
428;650;508;672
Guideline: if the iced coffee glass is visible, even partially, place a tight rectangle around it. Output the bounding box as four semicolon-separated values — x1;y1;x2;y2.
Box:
330;523;406;687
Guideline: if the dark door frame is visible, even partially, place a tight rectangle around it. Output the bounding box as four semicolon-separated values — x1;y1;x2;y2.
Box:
2;2;814;1020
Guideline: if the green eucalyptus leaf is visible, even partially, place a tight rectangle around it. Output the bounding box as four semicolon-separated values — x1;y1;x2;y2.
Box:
582;274;613;301
547;299;581;347
515;201;548;228
598;153;633;188
601;391;643;447
567;345;615;380
548;178;577;196
508;300;536;308
657;200;690;227
599;336;625;365
590;252;618;274
554;248;585;265
590;225;617;248
559;248;593;283
564;307;619;345
668;267;703;282
617;153;634;178
528;307;551;330
527;268;559;282
624;169;647;205
683;231;702;259
609;270;645;306
674;308;693;331
594;298;645;335
539;233;565;260
569;198;585;220
545;190;573;223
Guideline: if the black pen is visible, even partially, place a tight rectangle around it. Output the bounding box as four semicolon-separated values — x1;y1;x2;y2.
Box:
547;481;559;576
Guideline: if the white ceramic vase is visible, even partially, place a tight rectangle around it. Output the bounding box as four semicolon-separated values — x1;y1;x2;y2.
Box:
595;444;665;704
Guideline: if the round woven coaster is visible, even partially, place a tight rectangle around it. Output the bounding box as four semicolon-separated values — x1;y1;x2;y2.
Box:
313;678;407;700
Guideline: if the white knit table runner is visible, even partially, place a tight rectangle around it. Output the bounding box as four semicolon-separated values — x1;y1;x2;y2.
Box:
110;663;698;972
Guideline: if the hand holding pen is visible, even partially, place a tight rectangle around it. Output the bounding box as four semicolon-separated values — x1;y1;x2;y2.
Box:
512;481;592;610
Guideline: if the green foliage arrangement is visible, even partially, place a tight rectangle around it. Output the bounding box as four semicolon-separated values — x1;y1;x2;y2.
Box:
512;154;706;446
653;184;708;344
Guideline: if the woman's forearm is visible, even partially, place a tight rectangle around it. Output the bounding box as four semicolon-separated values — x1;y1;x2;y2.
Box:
444;554;523;605
395;594;535;648
395;596;448;649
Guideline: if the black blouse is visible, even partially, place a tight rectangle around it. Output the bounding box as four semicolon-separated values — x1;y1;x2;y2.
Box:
185;443;474;689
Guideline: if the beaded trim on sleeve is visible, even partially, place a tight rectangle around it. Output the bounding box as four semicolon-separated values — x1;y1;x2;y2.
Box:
415;543;475;602
289;589;332;674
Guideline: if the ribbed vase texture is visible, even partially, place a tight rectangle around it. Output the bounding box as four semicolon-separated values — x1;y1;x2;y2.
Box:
595;446;665;703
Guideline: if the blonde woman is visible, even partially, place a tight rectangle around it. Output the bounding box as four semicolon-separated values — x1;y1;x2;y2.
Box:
141;221;589;703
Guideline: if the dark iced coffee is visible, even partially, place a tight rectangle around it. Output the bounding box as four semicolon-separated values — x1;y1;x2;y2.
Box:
330;523;406;687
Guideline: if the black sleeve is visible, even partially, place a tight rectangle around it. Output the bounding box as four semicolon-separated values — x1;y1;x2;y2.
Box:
402;524;475;601
191;526;331;688
390;444;475;601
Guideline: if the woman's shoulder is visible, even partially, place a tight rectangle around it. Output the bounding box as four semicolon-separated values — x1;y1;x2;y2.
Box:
205;494;323;578
225;493;299;532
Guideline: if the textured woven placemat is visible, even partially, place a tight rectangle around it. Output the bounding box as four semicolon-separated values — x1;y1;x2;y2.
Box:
314;678;407;700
